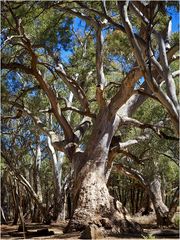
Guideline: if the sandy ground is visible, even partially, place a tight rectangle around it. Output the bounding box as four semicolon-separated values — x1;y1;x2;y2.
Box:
0;222;179;240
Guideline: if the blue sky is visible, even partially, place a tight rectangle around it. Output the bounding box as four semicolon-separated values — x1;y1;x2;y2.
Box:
4;6;179;93
61;6;179;63
167;6;179;32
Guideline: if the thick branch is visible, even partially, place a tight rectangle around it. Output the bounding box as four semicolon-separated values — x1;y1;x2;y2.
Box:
129;2;179;116
32;69;74;141
111;134;150;151
96;24;106;88
3;27;75;141
120;116;179;140
157;32;179;111
172;70;180;78
118;1;179;135
74;117;92;141
109;67;141;115
96;24;106;107
1;62;32;74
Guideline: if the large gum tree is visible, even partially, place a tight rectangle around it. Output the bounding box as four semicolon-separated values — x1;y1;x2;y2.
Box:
1;0;179;234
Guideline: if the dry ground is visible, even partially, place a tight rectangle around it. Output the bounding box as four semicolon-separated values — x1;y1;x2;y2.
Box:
1;215;179;240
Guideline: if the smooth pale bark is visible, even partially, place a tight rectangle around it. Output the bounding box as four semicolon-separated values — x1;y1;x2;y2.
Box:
48;137;62;196
1;151;50;223
47;137;64;220
118;1;179;135
32;141;42;222
34;142;42;199
114;164;173;226
148;178;170;226
47;92;74;220
168;187;179;222
10;178;20;225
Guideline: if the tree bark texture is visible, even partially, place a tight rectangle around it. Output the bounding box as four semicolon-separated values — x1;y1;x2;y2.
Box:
148;178;171;226
168;187;179;222
65;110;142;234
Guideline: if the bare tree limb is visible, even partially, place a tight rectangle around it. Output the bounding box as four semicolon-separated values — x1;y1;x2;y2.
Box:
55;64;90;113
5;100;65;151
172;70;180;78
118;1;179;135
119;116;179;140
95;23;106;108
113;163;146;187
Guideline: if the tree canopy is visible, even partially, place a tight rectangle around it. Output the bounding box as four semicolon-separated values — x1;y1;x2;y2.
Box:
1;0;179;236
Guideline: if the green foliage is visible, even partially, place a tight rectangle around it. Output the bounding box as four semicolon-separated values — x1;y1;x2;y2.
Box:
170;32;179;46
173;214;180;228
106;30;133;63
142;233;156;239
1;0;179;223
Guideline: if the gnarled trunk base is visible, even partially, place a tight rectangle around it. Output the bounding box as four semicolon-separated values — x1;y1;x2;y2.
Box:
64;197;142;235
64;171;142;235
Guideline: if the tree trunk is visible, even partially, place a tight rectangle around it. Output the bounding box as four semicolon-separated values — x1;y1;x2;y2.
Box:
1;172;8;224
65;110;142;235
168;187;179;222
33;142;42;200
10;178;19;225
1;207;7;224
148;178;170;226
32;140;42;222
65;166;142;235
47;138;63;220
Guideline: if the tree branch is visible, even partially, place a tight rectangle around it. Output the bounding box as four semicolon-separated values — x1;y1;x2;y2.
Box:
1;62;32;74
113;163;146;187
109;67;142;115
74;117;92;142
111;134;151;151
119;116;179;140
118;1;179;135
55;64;90;113
156;32;179;111
5;101;66;151
95;23;106;108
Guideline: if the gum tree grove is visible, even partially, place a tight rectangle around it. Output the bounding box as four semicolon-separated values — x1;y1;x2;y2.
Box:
1;0;179;236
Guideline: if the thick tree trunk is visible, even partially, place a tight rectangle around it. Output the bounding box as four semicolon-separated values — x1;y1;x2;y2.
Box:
65;166;142;235
65;110;142;235
148;178;171;226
